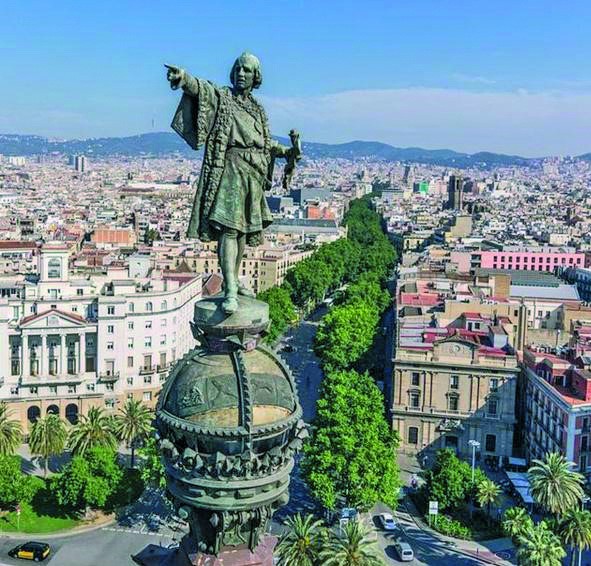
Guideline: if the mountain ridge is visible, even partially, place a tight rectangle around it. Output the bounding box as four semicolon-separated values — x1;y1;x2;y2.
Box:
0;131;562;168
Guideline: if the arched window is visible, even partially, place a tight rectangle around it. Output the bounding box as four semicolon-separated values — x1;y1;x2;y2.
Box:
146;302;153;312
408;427;419;445
65;403;79;425
27;406;41;423
47;258;61;279
46;404;59;416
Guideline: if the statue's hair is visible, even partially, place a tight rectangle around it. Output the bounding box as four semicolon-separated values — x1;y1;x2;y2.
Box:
230;52;262;89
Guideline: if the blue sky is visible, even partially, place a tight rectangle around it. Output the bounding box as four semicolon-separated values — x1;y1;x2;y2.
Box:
2;0;591;156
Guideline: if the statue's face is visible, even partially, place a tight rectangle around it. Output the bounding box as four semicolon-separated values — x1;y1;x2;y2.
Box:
233;59;256;92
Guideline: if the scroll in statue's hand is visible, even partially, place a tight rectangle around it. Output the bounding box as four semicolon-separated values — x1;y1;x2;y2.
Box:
164;64;185;90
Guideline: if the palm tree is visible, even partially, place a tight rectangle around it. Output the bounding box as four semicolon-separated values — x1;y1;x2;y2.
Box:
476;478;501;520
517;521;566;566
28;414;68;477
275;513;324;566
68;406;117;456
528;452;585;516
319;519;384;566
113;398;152;468
0;402;22;455
503;507;533;542
559;508;591;566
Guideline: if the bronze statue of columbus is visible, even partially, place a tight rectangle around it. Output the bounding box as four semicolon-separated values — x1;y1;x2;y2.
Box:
165;53;301;315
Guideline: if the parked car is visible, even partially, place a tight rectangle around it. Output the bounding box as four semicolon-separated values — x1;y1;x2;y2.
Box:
378;512;397;531
393;542;414;562
8;542;51;562
282;344;295;353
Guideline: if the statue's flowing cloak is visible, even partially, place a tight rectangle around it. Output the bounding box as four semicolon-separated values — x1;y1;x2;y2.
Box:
171;78;276;246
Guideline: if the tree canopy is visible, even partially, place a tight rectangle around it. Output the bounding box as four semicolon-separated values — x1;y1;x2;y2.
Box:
302;370;400;511
51;446;123;510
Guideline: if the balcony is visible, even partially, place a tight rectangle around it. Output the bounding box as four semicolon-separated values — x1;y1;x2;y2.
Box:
140;365;156;375
98;371;120;382
157;363;171;373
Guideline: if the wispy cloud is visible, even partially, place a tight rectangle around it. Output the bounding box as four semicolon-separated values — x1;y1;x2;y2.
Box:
452;73;497;85
262;87;591;157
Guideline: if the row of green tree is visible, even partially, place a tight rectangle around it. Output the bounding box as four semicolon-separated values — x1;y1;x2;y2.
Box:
258;197;396;343
298;199;401;514
0;399;153;473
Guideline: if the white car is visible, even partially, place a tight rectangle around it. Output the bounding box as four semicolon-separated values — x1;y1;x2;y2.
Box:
378;512;397;531
393;542;414;562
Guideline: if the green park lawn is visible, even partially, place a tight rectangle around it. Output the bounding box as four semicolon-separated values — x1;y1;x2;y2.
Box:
0;500;80;533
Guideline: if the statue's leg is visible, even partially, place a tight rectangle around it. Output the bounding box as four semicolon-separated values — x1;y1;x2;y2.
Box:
236;232;255;298
218;229;239;314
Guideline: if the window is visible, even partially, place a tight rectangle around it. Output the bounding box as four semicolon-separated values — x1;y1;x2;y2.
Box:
107;342;114;350
160;334;166;346
68;385;77;394
107;325;114;334
47;258;61;278
410;392;420;408
105;383;114;392
127;356;134;368
411;372;420;386
145;320;152;329
12;306;19;319
490;378;499;391
49;385;57;395
143;391;152;402
448;395;459;411
77;288;83;296
161;300;167;310
129;303;135;313
128;321;134;330
87;383;95;392
145;337;152;348
487;398;498;416
127;376;134;385
107;306;115;315
485;434;497;452
30;386;38;395
450;375;459;389
10;387;18;395
127;338;134;348
105;399;115;409
146;302;153;312
144;375;152;384
408;427;419;444
161;319;167;327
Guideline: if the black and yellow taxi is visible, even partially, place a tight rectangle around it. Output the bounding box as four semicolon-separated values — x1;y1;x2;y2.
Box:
8;541;51;562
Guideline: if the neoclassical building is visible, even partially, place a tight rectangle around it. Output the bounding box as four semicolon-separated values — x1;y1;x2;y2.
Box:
392;314;519;462
0;243;202;432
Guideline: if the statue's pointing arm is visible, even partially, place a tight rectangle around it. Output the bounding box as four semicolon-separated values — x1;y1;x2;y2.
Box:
167;65;220;150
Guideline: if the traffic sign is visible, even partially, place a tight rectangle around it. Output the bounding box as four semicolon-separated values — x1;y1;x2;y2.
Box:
428;501;438;515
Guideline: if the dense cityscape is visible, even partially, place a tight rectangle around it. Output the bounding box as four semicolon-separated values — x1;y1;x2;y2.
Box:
3;1;591;564
1;146;591;565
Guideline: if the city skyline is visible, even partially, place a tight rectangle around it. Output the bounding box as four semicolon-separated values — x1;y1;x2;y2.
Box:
2;0;591;156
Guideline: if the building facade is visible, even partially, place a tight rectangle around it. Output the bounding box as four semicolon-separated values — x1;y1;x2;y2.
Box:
392;318;519;462
0;243;202;432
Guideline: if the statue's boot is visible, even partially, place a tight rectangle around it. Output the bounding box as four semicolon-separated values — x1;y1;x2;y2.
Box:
222;293;239;314
237;284;256;298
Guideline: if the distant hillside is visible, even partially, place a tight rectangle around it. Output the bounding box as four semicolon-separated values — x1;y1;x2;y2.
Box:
0;132;547;167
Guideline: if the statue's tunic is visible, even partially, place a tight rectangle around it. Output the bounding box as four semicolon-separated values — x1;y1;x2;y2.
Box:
171;76;284;246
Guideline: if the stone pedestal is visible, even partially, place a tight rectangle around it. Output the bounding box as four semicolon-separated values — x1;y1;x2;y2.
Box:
132;535;277;566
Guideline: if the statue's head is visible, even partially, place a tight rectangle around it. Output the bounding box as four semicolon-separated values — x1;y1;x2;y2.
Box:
230;52;262;92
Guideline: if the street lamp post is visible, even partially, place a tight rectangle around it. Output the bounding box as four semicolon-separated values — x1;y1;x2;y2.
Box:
468;439;481;519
